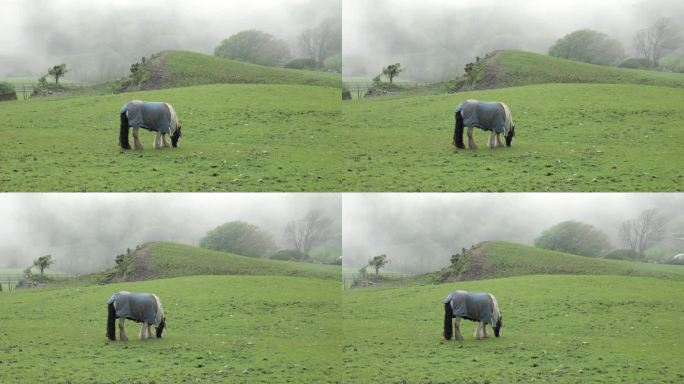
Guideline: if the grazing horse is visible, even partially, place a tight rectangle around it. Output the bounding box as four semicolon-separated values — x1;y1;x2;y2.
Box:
106;291;166;341
453;99;515;149
443;290;502;341
119;100;182;150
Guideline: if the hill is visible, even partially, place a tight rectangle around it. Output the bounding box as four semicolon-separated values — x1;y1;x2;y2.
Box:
95;242;341;283
456;50;684;90
430;241;684;283
122;50;340;90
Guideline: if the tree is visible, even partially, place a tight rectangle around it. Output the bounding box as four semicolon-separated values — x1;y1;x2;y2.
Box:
549;29;626;66
619;209;668;258
634;18;673;67
382;63;403;84
534;221;612;257
199;221;277;257
214;30;292;67
284;210;332;259
47;64;68;84
299;18;342;65
33;255;54;276
368;254;389;275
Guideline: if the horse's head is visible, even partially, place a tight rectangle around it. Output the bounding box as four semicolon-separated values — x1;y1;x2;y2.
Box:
505;125;515;147
156;316;166;338
493;315;503;337
171;126;182;147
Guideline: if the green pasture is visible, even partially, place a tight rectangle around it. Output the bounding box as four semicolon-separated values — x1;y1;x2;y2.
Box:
342;83;684;191
0;275;341;383
342;274;684;383
0;83;341;191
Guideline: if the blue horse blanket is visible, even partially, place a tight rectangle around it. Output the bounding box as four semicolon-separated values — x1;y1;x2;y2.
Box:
455;100;507;134
121;101;172;134
108;292;158;324
444;291;494;325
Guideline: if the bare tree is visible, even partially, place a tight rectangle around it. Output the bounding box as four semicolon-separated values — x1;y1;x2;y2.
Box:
382;63;403;84
618;209;668;258
298;18;341;65
633;18;671;67
33;254;54;276
284;210;332;259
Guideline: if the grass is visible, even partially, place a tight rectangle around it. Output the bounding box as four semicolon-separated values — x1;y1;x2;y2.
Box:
146;242;341;281
0;83;341;191
342;274;684;383
341;83;684;191
153;51;341;89
0;275;341;383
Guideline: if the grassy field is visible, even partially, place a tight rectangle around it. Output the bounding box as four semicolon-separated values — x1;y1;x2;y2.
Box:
342;274;684;383
341;83;684;191
0;275;341;383
0;83;341;191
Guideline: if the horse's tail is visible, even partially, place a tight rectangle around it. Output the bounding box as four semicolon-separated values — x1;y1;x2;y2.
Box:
106;302;116;341
443;301;454;340
454;112;465;149
119;109;131;149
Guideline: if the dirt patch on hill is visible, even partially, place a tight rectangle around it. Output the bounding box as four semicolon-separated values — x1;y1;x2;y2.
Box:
125;243;158;281
458;242;496;281
143;52;171;90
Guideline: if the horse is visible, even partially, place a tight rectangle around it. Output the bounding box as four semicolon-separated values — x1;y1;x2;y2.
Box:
453;99;515;149
106;291;166;341
443;290;502;341
119;100;182;150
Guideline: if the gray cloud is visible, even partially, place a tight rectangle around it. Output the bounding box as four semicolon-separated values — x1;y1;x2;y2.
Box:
343;193;684;273
0;0;340;81
343;0;684;81
0;193;341;274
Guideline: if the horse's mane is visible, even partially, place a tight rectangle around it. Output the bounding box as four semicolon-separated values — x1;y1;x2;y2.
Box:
500;103;514;137
165;103;179;134
152;294;164;326
489;293;501;323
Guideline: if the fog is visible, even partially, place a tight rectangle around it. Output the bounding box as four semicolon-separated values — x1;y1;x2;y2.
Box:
343;193;684;274
0;193;341;274
0;0;340;82
343;0;684;81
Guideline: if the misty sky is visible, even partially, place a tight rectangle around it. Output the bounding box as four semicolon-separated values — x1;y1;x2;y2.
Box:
0;193;341;273
343;193;684;273
0;0;340;81
343;0;684;80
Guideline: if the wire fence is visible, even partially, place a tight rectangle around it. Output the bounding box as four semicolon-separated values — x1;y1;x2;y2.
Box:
344;81;431;100
0;272;76;292
12;83;91;100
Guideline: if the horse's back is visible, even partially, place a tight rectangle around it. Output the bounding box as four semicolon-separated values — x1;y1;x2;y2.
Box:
447;291;494;325
109;291;158;324
456;100;507;133
121;101;172;134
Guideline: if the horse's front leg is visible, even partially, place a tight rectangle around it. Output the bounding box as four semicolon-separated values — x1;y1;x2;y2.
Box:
495;133;504;147
133;127;143;150
467;127;478;150
454;317;464;341
139;322;151;340
119;318;128;341
153;132;163;149
161;134;171;148
487;132;496;148
474;322;482;339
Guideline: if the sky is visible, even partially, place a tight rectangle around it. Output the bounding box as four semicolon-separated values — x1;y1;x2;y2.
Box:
343;193;684;273
0;193;341;273
0;0;340;81
343;0;684;80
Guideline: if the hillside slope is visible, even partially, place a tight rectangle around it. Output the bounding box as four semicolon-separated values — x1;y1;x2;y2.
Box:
459;50;684;90
430;241;684;283
130;50;340;90
99;242;341;283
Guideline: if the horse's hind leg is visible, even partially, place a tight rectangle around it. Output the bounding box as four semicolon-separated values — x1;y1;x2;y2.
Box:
467;127;478;150
133;127;143;150
454;318;464;341
119;318;128;341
